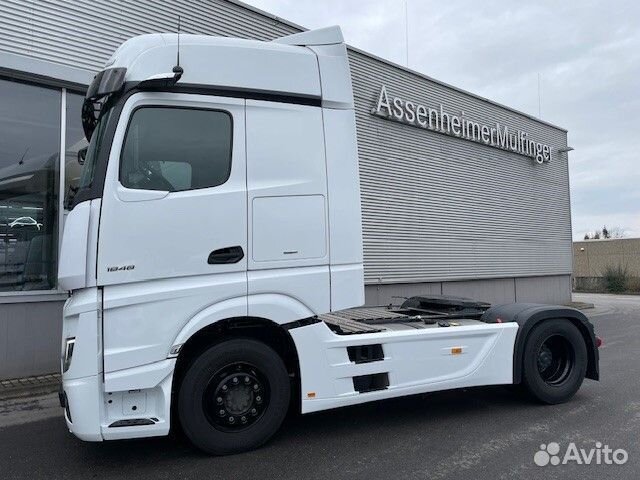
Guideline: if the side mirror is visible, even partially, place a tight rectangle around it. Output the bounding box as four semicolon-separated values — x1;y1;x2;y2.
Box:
77;146;88;166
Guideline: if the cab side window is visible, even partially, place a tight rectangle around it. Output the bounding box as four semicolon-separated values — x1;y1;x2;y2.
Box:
120;107;232;192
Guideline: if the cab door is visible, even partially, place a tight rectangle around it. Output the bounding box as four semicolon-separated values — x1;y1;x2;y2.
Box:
97;93;247;373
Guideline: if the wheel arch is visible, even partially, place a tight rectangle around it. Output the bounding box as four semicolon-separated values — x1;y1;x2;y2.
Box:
482;304;600;383
171;316;307;420
168;292;322;421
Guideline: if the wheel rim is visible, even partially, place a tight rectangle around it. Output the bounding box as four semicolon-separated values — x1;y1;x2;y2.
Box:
203;362;269;432
537;335;575;386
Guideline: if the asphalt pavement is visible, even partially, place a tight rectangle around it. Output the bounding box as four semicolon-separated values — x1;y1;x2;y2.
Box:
1;293;638;480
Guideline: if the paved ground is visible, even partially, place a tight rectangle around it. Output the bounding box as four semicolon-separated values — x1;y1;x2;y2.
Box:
1;293;638;480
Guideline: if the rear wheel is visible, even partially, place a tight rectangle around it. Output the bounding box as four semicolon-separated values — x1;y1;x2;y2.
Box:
521;319;587;404
178;338;290;455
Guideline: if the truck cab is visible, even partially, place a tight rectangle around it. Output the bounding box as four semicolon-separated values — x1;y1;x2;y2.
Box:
58;26;599;455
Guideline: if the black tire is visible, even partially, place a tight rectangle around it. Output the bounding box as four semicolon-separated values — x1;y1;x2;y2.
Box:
178;338;290;455
521;319;587;404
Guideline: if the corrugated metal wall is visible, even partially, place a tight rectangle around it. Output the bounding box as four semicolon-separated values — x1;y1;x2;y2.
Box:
350;49;572;284
0;0;298;71
0;0;572;286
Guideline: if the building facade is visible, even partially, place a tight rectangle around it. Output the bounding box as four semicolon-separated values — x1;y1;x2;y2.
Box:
0;0;573;379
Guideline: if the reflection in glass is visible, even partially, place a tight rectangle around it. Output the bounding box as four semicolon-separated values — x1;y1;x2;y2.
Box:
0;78;60;291
120;107;232;192
65;92;88;209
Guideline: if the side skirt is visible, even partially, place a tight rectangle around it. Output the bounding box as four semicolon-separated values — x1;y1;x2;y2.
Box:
288;321;518;414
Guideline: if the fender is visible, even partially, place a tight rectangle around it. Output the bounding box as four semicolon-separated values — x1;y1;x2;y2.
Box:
170;296;246;353
247;293;316;325
481;304;600;383
170;293;316;354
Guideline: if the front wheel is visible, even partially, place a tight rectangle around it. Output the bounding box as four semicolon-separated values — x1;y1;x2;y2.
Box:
178;338;290;455
521;319;587;404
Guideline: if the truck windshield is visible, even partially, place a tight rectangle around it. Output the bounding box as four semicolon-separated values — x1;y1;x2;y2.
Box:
79;109;111;189
67;108;112;208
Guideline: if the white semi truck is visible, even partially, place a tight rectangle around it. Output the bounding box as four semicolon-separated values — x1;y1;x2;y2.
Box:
58;26;600;455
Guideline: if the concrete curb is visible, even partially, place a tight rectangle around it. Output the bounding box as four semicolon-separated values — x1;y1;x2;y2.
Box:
565;301;595;310
0;373;60;401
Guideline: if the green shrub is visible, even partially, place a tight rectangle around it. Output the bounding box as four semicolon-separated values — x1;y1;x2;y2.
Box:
602;264;629;293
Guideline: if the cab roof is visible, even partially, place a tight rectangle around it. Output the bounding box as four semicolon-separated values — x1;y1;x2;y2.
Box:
104;26;352;108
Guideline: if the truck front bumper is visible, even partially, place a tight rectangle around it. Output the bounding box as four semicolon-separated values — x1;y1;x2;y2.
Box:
60;374;103;442
60;288;103;441
61;287;174;442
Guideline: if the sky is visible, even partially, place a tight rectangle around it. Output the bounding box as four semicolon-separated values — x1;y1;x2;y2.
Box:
245;0;640;239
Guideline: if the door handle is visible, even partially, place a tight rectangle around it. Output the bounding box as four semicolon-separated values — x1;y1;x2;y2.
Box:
208;246;244;264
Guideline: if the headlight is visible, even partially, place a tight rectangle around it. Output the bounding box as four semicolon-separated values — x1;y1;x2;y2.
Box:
63;337;76;373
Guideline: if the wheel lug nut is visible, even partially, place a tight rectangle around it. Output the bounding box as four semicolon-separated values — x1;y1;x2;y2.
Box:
216;397;223;404
232;377;239;384
228;416;235;423
222;385;228;391
244;376;250;384
241;416;247;423
218;409;225;416
253;384;259;391
256;395;262;403
251;408;257;415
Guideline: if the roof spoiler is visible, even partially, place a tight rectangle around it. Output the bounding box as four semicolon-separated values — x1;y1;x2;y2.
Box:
273;26;344;46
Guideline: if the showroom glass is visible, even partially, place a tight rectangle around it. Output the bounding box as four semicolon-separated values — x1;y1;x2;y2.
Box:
120;107;232;191
0;79;60;291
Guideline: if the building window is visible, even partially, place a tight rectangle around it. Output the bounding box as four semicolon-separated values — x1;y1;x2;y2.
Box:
120;107;233;192
0;78;61;292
